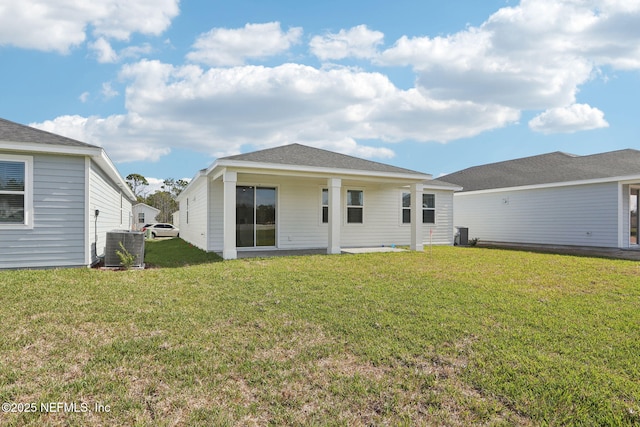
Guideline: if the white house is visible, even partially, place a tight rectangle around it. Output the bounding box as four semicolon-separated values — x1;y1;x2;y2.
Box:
177;144;460;259
132;203;160;230
0;118;136;269
441;149;640;249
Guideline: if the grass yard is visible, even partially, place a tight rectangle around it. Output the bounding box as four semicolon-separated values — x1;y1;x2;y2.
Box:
1;240;639;426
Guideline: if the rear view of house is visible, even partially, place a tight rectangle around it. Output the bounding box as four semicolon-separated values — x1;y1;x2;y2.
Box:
177;144;460;259
0;118;136;269
441;149;640;249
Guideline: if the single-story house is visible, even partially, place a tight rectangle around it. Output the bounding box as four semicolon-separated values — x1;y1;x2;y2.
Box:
440;149;640;249
0;117;136;269
177;143;461;259
132;203;160;230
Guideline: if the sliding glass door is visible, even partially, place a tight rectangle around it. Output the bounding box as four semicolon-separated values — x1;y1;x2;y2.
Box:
236;186;276;248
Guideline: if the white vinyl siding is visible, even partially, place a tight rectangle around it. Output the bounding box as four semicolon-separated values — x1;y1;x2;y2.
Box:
182;174;457;252
0;154;85;269
178;175;208;250
453;182;619;248
89;160;133;262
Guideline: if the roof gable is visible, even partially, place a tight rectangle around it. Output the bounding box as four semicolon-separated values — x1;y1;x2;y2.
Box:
442;149;640;192
0;118;98;148
220;143;427;176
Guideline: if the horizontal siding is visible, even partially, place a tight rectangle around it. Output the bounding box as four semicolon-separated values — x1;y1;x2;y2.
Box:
453;182;620;248
0;154;86;269
89;160;133;261
209;180;223;251
179;177;208;250
199;175;455;252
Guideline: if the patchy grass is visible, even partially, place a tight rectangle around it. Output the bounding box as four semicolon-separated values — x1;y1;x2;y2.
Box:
1;246;639;426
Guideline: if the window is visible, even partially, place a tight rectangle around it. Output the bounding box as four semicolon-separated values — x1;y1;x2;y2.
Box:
402;192;435;224
138;212;145;223
346;189;363;224
401;192;411;224
321;188;328;223
0;156;31;227
422;194;435;224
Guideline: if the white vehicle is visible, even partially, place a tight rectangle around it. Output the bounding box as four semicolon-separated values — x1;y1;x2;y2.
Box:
142;223;180;238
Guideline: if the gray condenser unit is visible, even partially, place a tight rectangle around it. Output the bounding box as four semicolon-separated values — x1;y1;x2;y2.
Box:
105;230;145;268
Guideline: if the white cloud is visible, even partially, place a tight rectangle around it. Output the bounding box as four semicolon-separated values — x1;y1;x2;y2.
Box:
310;25;384;60
378;0;640;113
186;22;303;66
79;92;90;103
89;38;118;63
31;114;171;162
32;59;520;163
0;0;179;54
101;82;119;99
528;103;609;134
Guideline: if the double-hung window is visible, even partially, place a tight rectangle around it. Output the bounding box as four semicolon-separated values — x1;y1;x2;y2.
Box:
321;188;329;224
0;155;32;228
346;189;363;224
402;192;435;224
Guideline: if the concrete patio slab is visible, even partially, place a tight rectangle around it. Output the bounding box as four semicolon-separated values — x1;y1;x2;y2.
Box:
231;247;407;259
341;247;407;254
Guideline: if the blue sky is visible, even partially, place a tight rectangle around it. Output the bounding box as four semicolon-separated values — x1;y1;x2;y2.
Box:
1;0;639;191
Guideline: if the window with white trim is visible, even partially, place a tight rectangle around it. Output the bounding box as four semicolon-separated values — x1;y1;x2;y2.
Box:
138;212;145;224
321;188;329;223
346;189;363;224
0;156;31;227
402;192;435;224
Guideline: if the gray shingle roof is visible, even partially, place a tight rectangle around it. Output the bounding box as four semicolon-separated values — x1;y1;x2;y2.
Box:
0;117;98;148
441;149;640;192
220;143;428;176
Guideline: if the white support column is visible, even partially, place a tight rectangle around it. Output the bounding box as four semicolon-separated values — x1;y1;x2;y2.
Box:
411;183;424;252
222;171;237;260
327;178;342;254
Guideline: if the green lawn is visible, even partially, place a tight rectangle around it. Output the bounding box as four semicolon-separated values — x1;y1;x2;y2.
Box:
1;240;639;426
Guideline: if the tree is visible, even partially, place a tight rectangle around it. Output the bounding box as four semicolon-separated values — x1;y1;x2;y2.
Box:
161;178;189;198
146;190;177;223
125;173;149;200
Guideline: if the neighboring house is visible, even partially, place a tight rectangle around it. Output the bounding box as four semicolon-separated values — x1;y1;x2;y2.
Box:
177;143;460;259
132;203;160;230
0;118;136;269
440;149;640;249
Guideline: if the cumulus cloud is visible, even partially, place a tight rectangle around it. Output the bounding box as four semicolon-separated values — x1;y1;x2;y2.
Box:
89;38;118;63
101;82;119;99
0;0;179;53
310;25;384;60
186;22;303;66
32;59;520;163
528;103;609;134
20;1;640;165
378;0;640;111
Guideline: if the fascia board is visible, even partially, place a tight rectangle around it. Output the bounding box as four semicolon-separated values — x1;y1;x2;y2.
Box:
213;159;432;182
0;141;102;157
454;174;640;196
91;150;136;202
176;170;207;201
0;141;136;201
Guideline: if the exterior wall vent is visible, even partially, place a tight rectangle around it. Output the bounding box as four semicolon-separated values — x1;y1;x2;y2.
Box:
105;230;145;268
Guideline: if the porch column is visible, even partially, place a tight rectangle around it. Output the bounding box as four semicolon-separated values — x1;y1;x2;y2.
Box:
410;183;424;252
327;178;342;254
222;171;237;260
